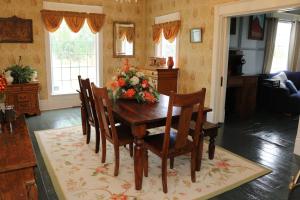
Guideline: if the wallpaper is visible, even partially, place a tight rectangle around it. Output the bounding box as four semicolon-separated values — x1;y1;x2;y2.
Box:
145;0;237;104
0;0;238;104
0;0;146;99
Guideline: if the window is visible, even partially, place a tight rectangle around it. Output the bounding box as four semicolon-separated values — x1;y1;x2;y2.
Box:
270;21;293;73
156;32;178;66
49;20;98;95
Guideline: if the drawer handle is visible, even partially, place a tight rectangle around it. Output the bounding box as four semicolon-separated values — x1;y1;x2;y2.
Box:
25;180;38;200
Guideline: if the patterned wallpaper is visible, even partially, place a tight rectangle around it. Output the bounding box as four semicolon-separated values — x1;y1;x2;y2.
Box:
0;0;238;104
145;0;237;104
0;0;146;99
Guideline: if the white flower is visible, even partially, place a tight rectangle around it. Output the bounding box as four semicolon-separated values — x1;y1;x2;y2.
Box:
121;72;126;76
136;72;144;78
130;76;139;85
112;76;117;81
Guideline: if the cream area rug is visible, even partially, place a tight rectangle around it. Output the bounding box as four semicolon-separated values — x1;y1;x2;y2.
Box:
35;126;271;200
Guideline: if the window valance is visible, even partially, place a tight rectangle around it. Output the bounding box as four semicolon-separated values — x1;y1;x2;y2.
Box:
118;27;135;43
152;20;181;43
41;9;105;33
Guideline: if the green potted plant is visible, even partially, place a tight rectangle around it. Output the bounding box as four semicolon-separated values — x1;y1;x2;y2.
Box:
5;57;36;84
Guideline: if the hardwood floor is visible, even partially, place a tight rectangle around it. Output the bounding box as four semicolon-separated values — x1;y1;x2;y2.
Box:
26;108;300;200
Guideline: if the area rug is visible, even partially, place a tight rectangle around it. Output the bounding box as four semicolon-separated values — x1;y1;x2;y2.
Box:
35;126;271;200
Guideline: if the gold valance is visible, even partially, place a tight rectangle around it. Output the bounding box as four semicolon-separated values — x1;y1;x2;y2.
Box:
152;20;181;43
118;27;135;43
41;10;105;33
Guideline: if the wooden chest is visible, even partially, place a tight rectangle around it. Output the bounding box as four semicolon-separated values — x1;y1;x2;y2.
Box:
0;116;38;199
5;83;41;116
136;66;179;95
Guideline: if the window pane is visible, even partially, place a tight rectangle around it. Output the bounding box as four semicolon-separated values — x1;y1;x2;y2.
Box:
156;32;177;66
270;22;292;73
50;20;98;95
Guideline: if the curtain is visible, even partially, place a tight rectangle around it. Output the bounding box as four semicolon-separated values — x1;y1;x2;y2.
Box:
163;20;181;43
64;11;86;33
86;13;105;33
41;10;63;32
263;18;279;74
118;27;135;43
152;24;162;43
40;9;105;33
288;21;300;72
152;20;181;43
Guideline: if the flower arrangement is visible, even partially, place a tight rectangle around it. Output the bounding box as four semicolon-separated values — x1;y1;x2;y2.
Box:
109;59;159;103
0;73;7;102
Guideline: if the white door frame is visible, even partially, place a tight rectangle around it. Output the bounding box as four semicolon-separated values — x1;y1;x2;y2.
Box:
209;0;300;123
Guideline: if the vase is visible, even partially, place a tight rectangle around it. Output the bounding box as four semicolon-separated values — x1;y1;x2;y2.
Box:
5;70;14;85
167;57;174;69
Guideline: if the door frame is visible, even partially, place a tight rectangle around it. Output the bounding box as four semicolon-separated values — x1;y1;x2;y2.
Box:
209;0;300;123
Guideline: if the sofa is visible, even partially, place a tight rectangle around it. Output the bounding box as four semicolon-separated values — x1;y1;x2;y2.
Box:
261;71;300;114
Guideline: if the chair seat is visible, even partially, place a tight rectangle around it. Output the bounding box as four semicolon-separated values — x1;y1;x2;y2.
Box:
106;125;134;146
144;130;193;157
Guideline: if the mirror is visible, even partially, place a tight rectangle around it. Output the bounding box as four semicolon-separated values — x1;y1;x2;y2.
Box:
113;22;135;57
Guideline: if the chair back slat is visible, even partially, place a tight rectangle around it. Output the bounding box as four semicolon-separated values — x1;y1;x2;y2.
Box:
78;76;97;124
163;89;206;153
91;84;117;142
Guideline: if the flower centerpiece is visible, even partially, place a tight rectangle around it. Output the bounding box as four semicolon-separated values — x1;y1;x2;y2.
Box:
109;59;159;103
0;73;7;103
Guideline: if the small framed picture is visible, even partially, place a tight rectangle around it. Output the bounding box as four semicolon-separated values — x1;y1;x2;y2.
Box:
190;28;202;43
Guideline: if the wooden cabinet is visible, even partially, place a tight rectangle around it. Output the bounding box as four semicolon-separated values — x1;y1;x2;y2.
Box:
5;83;40;116
136;66;179;95
0;116;38;200
227;75;258;118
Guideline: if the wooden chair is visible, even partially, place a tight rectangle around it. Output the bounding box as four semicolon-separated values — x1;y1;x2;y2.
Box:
76;89;87;136
143;89;206;193
91;84;134;176
78;76;101;153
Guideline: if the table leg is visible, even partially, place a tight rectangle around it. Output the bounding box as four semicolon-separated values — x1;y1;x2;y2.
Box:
132;125;146;190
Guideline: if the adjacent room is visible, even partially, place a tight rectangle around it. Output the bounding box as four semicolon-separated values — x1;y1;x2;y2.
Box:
1;0;300;200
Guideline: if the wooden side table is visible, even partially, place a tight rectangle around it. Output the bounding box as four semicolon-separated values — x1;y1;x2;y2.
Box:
5;82;41;116
0;116;38;200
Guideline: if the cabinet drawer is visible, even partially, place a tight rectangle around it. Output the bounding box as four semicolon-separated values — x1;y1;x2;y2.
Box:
17;94;30;102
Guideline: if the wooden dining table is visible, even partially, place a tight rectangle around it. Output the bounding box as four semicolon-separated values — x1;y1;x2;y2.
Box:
112;94;212;190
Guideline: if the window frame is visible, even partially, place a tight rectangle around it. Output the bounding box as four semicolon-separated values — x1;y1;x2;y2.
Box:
154;12;180;67
43;2;103;98
270;20;293;73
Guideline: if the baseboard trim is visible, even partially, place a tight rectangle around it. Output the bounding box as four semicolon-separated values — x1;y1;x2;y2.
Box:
39;96;81;111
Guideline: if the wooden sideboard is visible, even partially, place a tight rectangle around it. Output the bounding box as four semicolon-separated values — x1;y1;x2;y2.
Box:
227;75;258;118
5;83;41;116
0;116;38;199
136;66;179;95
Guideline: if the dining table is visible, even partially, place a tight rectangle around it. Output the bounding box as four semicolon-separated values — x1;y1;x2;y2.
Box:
112;94;212;190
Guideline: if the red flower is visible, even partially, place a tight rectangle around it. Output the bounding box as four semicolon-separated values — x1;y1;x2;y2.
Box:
0;75;7;92
118;78;126;87
142;80;149;88
111;81;118;89
111;194;128;200
124;89;136;98
144;91;156;103
215;161;230;169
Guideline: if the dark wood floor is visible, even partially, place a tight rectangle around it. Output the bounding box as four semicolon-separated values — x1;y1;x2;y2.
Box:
26;108;300;200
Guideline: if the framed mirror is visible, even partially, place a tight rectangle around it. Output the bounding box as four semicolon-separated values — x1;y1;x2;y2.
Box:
113;22;135;57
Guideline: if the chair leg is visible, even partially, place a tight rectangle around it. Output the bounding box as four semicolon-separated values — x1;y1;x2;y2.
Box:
196;134;204;171
191;149;196;183
100;130;106;163
144;149;148;177
209;134;216;160
95;127;100;153
86;124;91;144
162;158;168;193
114;145;120;176
129;143;133;157
170;157;174;169
81;106;87;135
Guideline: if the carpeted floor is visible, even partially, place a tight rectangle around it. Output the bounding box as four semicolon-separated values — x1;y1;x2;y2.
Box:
35;126;270;200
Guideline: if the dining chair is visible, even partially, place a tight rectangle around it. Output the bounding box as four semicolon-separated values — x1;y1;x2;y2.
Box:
78;76;101;153
143;89;206;193
76;88;87;136
91;84;134;176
